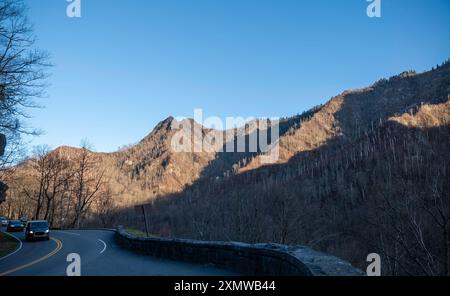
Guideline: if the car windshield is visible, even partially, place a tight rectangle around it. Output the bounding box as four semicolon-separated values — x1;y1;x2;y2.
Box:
30;222;49;229
10;220;21;225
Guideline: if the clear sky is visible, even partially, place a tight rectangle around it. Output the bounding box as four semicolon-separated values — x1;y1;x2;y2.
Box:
24;0;450;152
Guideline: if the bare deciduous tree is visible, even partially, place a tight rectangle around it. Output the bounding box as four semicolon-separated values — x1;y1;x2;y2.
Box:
71;143;106;228
0;0;50;204
0;0;50;137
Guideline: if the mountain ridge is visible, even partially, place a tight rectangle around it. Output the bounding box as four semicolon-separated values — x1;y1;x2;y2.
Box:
7;60;450;209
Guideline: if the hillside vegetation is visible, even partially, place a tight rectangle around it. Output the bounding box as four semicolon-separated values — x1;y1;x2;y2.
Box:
1;60;449;275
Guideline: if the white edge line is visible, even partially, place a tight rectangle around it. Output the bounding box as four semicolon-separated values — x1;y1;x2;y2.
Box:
57;230;81;236
98;239;107;254
0;231;23;261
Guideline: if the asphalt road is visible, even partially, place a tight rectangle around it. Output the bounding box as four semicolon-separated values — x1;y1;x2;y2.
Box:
0;227;237;276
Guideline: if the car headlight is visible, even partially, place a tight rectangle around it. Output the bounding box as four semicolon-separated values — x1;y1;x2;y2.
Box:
29;231;33;234
45;230;49;233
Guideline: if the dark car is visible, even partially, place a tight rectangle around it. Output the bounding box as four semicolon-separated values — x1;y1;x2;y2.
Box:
25;220;50;241
7;220;24;232
0;216;8;227
20;217;28;227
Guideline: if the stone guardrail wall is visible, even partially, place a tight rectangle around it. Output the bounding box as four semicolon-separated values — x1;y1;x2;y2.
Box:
115;227;364;276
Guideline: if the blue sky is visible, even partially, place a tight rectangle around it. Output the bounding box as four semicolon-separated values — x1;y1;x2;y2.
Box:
24;0;450;152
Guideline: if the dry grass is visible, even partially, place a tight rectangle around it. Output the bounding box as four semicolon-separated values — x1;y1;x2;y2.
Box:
124;228;155;238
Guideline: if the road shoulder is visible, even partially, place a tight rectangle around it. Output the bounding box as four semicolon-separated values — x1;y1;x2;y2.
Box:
0;231;20;258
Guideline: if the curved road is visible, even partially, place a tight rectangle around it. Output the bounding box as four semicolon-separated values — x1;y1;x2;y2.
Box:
0;228;237;276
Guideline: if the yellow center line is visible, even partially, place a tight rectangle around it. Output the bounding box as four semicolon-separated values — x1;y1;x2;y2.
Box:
0;237;63;276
